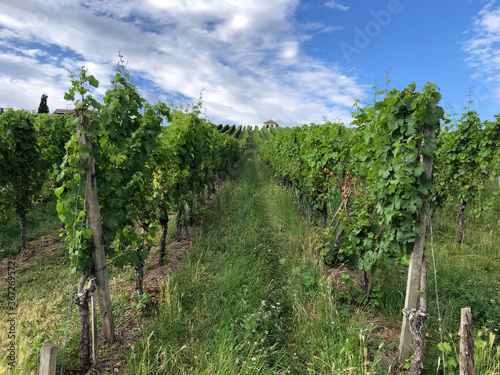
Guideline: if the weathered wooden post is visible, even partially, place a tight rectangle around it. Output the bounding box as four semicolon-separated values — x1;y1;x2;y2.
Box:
39;344;57;375
459;307;474;375
399;123;436;362
399;213;426;361
75;108;115;343
75;275;96;372
402;256;429;375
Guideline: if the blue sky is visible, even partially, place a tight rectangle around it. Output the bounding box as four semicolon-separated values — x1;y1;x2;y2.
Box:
0;0;499;127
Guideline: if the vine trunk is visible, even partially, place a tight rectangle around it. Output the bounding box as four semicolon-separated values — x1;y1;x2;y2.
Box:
457;200;467;244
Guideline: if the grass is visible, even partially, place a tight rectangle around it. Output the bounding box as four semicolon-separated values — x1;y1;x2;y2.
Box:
0;233;143;374
0;240;78;373
0;201;163;374
126;140;388;374
0;197;61;259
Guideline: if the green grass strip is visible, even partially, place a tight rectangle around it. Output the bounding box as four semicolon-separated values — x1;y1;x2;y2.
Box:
126;141;384;374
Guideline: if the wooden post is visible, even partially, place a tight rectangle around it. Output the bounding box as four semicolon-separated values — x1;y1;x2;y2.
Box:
75;274;95;372
39;344;57;375
399;215;426;361
91;291;98;363
460;307;474;375
399;123;436;362
75;109;115;343
402;256;428;375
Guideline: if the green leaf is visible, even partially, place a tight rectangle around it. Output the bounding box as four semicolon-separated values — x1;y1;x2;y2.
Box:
413;164;425;177
83;229;92;240
438;342;452;354
87;75;99;88
425;106;444;125
54;186;65;197
378;164;391;179
420;143;434;157
80;144;92;158
64;92;75;101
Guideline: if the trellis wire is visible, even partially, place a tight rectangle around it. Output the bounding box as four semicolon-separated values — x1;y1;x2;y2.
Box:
60;174;87;375
427;203;446;374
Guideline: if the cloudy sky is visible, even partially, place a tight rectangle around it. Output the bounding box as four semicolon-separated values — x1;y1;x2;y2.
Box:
0;0;499;127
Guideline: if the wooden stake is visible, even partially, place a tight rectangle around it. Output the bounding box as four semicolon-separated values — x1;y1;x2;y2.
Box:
399;123;435;363
91;291;98;363
75;276;95;373
39;344;57;375
402;256;428;375
399;215;426;361
75;109;115;344
459;307;474;375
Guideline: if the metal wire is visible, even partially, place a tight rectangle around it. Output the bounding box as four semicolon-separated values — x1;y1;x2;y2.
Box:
427;203;446;374
60;175;87;375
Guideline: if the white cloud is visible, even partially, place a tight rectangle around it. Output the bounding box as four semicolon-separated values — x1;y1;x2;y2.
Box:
325;1;350;12
0;0;362;125
231;14;249;28
463;2;500;96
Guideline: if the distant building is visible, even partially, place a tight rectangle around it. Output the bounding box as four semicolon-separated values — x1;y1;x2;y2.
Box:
52;109;76;116
264;120;279;129
0;107;4;115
